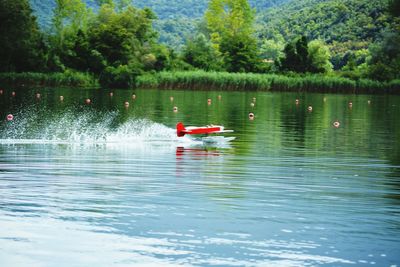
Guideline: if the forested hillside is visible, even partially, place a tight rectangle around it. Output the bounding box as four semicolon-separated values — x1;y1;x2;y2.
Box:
257;0;398;60
30;0;290;48
259;0;396;42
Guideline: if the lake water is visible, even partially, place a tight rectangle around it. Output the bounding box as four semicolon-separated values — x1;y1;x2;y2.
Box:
0;87;399;266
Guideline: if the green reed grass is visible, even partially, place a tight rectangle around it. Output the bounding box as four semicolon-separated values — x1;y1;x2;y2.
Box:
136;71;399;94
0;71;98;88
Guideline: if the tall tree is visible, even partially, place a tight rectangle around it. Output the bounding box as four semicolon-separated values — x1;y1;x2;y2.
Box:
0;0;46;72
295;36;309;73
308;40;332;73
205;0;260;72
183;34;221;71
52;0;90;47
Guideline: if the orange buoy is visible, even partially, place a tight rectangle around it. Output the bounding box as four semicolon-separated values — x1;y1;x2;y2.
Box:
11;91;16;97
124;101;129;108
207;98;212;105
109;92;113;97
85;98;91;105
6;114;13;121
0;89;3;95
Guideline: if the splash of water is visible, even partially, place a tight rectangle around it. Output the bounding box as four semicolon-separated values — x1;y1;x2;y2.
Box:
0;106;232;148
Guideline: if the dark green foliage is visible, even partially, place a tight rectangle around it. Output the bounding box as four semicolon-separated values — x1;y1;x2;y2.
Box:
280;36;310;73
259;0;397;44
183;34;221;71
220;35;261;73
367;32;400;81
30;0;291;49
295;36;309;73
389;0;400;17
0;71;98;87
52;2;168;87
0;0;47;72
258;0;400;69
99;64;141;88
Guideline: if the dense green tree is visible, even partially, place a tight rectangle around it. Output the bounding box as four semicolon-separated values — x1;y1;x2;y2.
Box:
389;0;400;17
259;38;284;62
308;40;333;73
280;36;310;73
205;0;261;72
367;32;400;81
0;0;47;72
295;36;309;73
366;0;400;81
183;34;221;71
279;43;298;72
280;37;332;73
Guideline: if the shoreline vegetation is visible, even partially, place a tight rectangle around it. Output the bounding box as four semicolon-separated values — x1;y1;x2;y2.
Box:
1;0;399;93
0;72;98;88
1;71;399;94
136;71;400;94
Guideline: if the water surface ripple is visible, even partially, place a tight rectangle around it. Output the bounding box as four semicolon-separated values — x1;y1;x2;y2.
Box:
0;88;399;266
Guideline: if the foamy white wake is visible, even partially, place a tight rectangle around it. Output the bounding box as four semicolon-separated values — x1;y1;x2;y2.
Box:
0;108;233;148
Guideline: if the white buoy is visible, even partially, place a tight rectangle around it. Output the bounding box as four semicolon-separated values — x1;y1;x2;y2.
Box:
6;114;13;121
249;112;255;120
333;120;340;128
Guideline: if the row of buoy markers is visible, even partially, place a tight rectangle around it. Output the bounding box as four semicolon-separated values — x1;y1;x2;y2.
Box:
2;91;370;127
0;90;372;108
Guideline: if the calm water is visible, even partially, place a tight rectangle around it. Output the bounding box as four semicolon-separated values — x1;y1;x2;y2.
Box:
0;87;399;266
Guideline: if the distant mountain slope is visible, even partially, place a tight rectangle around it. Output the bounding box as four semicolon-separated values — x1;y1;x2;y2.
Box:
257;0;397;44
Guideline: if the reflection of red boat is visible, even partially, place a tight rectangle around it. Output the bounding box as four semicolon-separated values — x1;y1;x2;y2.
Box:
176;122;233;137
176;147;220;157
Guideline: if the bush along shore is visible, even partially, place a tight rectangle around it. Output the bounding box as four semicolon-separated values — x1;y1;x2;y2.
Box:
0;72;99;88
136;71;400;94
1;71;399;94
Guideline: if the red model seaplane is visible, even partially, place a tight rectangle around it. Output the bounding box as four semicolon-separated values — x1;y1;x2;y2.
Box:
176;122;233;137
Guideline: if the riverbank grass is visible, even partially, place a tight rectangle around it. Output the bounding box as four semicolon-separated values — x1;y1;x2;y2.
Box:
0;71;99;88
136;71;400;94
